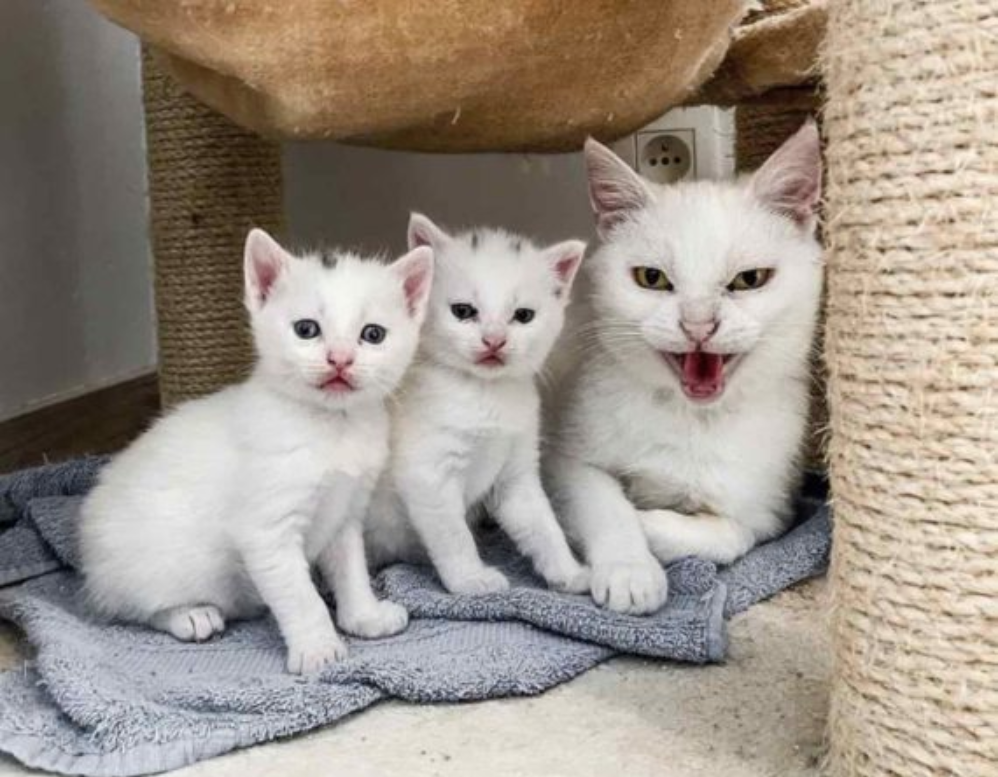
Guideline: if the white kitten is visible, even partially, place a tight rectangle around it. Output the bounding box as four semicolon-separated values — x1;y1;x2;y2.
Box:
80;229;433;673
365;215;589;596
544;122;824;614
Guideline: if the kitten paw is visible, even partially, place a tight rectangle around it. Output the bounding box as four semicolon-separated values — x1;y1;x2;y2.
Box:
285;636;349;675
337;600;409;639
591;560;668;615
544;562;591;595
444;566;510;596
151;605;226;642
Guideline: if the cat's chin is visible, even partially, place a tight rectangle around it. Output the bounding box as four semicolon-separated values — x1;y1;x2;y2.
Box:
469;362;513;380
659;351;743;404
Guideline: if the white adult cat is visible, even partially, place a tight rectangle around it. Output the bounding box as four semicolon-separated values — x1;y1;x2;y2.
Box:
80;229;433;673
365;215;589;595
544;122;824;614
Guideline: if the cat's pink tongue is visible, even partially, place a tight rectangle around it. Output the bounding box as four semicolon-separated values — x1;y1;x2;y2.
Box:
681;351;725;400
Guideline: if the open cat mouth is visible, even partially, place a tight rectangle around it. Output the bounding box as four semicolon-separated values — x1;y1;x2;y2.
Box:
661;350;739;402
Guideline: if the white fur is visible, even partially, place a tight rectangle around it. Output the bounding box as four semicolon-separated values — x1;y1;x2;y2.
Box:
544;123;824;614
365;215;590;595
80;229;433;673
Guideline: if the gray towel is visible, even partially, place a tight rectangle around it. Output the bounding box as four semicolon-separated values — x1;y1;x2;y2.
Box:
0;459;831;777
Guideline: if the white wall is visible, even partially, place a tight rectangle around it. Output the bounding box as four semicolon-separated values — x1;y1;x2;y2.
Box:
0;0;154;421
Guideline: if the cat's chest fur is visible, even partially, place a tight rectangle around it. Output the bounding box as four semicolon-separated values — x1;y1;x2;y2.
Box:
560;360;803;520
236;387;388;552
400;365;537;506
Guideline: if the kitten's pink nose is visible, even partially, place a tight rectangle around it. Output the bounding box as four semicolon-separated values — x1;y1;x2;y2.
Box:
681;320;720;343
326;349;356;370
482;335;507;352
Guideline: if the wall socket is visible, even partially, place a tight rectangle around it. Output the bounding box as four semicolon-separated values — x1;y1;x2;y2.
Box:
610;106;735;184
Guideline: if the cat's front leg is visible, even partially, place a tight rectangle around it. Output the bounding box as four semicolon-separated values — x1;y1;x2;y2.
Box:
319;519;408;638
491;462;589;594
399;475;509;595
638;509;756;565
240;526;347;674
545;453;668;614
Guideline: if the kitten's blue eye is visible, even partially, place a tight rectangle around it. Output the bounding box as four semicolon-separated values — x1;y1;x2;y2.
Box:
512;308;535;324
451;303;477;321
293;319;321;339
360;324;387;344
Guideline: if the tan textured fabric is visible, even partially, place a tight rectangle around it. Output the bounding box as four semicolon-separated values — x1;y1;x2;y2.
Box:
692;1;826;106
142;50;283;406
822;1;998;775
92;0;746;152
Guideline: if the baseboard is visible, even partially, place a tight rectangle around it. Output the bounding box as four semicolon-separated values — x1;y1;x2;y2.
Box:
0;374;160;475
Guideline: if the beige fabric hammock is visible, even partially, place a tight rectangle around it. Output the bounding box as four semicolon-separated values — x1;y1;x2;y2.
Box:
91;0;821;151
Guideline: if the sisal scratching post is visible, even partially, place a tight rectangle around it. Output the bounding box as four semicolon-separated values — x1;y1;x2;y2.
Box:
735;87;819;171
822;1;998;775
141;49;283;406
736;87;828;470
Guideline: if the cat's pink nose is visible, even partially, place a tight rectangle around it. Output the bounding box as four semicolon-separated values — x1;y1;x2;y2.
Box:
326;349;356;370
482;335;507;352
681;320;720;343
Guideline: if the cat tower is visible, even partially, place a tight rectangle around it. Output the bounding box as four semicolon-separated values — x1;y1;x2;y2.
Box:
89;1;997;775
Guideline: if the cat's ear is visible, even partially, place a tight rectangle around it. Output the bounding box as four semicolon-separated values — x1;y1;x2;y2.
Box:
392;245;435;318
584;137;653;239
408;212;452;251
244;228;291;309
750;119;822;231
543;240;587;298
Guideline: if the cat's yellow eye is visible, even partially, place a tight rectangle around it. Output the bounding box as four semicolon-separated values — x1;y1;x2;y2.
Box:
632;266;674;291
727;268;774;292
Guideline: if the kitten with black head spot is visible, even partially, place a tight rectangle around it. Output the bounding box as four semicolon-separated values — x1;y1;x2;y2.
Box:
80;229;433;673
365;214;589;596
544;122;824;614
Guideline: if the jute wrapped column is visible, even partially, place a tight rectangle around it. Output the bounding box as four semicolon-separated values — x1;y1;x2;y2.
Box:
735;87;819;171
141;50;284;406
822;1;998;775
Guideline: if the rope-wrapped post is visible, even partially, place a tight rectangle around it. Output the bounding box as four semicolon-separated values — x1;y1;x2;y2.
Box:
141;49;284;406
822;1;998;775
735;87;820;171
736;87;828;470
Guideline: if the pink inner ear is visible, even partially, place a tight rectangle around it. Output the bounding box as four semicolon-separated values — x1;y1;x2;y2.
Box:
752;121;822;227
591;181;638;232
786;178;820;224
403;264;431;315
410;227;432;249
555;255;580;282
253;258;280;304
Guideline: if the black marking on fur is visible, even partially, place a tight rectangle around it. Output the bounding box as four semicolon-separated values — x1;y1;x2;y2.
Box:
320;252;339;269
470;232;479;249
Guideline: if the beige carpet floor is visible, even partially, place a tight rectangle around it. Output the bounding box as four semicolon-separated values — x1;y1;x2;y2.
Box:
0;579;831;777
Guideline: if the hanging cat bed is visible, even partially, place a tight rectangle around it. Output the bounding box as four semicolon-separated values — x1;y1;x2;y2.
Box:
91;0;821;151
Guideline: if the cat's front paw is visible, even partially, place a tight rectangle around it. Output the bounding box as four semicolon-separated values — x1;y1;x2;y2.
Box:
543;561;591;595
337;600;409;639
285;635;349;675
444;565;510;596
591;559;668;615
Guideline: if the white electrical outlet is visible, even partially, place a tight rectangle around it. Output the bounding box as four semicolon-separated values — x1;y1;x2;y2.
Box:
610;106;735;183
